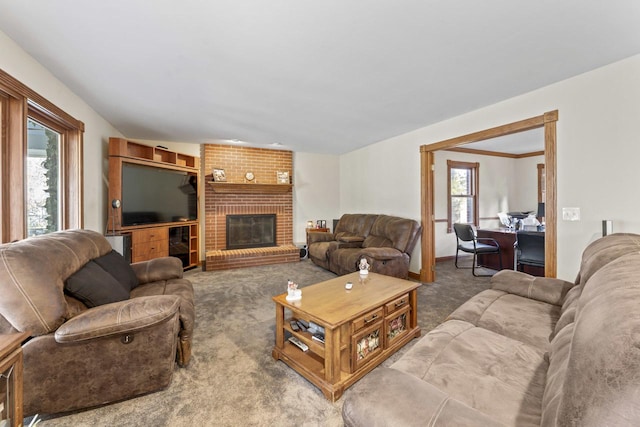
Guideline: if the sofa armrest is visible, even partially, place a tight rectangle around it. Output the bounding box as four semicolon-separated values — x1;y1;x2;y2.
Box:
131;257;183;284
360;247;403;261
307;232;336;244
342;368;503;427
490;270;575;306
54;295;180;343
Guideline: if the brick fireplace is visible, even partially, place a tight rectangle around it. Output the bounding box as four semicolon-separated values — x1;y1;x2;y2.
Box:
202;144;299;271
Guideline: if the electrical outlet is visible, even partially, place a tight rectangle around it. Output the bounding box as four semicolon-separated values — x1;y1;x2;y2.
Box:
562;207;581;221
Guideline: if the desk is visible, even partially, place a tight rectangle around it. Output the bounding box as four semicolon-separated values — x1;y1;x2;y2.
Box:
476;229;545;277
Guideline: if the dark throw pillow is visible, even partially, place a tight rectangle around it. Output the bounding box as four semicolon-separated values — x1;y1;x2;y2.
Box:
94;250;139;291
65;261;130;307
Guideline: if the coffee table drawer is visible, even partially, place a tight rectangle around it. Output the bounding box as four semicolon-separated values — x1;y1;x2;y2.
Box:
385;305;411;347
351;308;384;334
385;293;410;315
351;321;383;372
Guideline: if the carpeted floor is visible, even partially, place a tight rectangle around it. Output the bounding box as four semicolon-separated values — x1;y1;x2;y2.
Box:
33;259;491;426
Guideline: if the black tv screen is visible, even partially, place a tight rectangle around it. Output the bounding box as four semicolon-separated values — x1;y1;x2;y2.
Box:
121;163;197;226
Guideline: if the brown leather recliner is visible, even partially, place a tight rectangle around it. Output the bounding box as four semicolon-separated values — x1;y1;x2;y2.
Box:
308;214;421;279
0;229;195;416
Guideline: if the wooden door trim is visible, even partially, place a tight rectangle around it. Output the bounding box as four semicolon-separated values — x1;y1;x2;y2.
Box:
419;110;558;282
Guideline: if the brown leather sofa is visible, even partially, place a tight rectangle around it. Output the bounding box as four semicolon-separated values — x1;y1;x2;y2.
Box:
343;233;640;426
308;214;421;279
0;229;195;416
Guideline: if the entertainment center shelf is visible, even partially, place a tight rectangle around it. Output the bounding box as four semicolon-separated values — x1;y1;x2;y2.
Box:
108;138;200;269
109;138;199;170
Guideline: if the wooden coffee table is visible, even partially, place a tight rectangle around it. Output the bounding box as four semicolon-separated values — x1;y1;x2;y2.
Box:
272;272;421;401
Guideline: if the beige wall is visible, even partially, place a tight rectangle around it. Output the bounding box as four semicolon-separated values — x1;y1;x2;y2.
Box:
293;152;340;245
340;54;640;280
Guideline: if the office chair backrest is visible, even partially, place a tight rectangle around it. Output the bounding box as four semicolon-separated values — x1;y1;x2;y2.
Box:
453;223;475;242
516;231;545;263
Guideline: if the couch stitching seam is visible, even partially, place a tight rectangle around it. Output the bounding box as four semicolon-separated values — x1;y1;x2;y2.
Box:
58;300;179;340
428;396;449;427
0;249;50;331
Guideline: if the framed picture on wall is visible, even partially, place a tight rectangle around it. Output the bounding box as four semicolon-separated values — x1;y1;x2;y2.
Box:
212;168;226;182
276;171;289;184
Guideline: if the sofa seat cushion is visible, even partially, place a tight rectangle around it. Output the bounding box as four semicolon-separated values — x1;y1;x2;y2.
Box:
343;368;504;427
330;248;364;273
447;289;561;350
362;234;394;249
308;240;339;262
64;261;130;308
392;319;547;427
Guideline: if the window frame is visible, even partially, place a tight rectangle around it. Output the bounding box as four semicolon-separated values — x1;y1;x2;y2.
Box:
447;160;479;233
0;69;84;242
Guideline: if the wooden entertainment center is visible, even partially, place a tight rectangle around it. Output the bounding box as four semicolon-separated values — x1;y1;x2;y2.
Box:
108;138;200;269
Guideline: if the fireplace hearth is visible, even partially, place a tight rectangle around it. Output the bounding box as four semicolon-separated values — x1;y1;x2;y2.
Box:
226;214;277;250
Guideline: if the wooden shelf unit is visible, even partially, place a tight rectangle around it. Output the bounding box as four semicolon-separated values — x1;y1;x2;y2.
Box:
109;138;199;169
108;138;200;269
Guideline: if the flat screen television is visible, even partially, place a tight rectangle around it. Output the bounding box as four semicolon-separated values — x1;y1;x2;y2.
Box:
121;163;197;227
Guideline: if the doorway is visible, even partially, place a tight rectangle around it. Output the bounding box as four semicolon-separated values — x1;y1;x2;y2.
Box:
419;111;558;282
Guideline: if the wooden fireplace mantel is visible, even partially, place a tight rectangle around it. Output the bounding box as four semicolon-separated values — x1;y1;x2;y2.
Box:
207;182;292;194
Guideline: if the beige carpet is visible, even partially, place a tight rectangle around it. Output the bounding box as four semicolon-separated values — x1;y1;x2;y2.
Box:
32;259;490;427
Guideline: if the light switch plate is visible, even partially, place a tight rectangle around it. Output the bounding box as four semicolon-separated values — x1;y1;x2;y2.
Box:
562;207;581;221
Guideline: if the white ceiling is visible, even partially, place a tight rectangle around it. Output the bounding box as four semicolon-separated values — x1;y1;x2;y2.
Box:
1;1;639;155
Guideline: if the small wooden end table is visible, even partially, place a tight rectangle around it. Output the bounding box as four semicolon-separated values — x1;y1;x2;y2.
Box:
1;332;29;427
272;272;421;401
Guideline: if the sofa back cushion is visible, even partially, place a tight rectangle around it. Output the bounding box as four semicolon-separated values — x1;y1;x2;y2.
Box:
362;215;421;254
546;252;640;426
0;229;113;336
576;233;640;285
64;261;130;307
334;214;377;240
93;250;139;291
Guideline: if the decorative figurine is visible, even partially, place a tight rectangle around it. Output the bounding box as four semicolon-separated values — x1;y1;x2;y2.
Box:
286;279;302;301
359;258;370;275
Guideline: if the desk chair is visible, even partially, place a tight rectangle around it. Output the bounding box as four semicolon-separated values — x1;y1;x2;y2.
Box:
514;231;545;271
453;223;502;277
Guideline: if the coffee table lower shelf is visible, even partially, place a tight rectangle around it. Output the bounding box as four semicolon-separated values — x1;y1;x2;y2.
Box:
272;326;421;401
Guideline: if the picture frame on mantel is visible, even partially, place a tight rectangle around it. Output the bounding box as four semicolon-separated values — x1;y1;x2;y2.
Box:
212;168;226;182
276;171;289;184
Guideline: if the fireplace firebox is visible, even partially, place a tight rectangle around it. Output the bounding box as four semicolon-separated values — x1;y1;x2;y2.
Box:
226;214;276;250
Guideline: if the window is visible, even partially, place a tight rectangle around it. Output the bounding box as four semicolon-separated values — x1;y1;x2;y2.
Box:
447;160;479;233
26;118;61;236
0;70;84;242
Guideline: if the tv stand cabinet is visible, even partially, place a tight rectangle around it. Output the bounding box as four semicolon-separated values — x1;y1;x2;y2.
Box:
128;223;198;268
108;138;200;269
